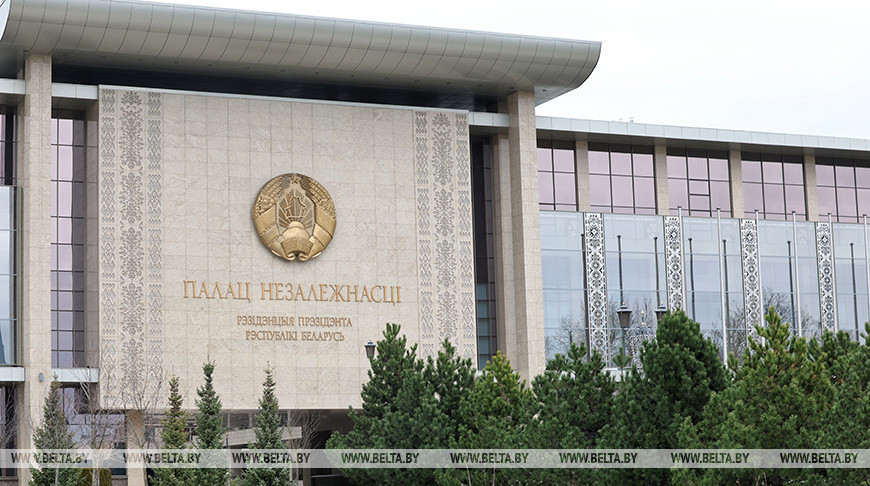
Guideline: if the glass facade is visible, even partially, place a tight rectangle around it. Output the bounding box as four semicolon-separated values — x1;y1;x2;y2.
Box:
540;212;586;361
742;153;806;220
588;143;656;215
682;218;745;359
472;138;497;368
758;221;821;337
667;148;731;217
604;214;666;362
816;158;870;223
51;117;86;368
833;224;869;341
537;140;577;212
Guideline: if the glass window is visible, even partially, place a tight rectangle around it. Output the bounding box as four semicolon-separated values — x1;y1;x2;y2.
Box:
743;153;805;220
52;116;86;368
816;157;870;223
604;214;666;365
541;212;587;361
472;138;498;369
758;221;820;338
588;143;657;215
683;218;745;360
668;148;731;217
538;140;577;212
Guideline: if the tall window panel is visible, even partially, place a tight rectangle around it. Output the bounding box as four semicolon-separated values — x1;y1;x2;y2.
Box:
537;140;577;211
742;153;806;220
472;138;497;369
758;221;821;338
588;143;656;215
667;148;731;217
540;212;586;362
833;224;869;342
604;214;666;364
683;218;745;360
0;111;15;367
51;117;86;368
816;158;870;223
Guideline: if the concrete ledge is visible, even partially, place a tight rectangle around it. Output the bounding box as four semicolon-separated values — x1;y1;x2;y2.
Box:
52;83;98;100
0;366;24;382
51;367;99;383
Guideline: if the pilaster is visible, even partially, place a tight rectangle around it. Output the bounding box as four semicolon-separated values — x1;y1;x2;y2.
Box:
804;151;819;221
729;149;744;217
503;91;544;380
575;140;591;212
17;54;53;483
654;144;668;215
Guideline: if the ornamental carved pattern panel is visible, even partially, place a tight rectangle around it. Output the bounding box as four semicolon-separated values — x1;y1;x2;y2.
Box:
815;222;837;332
664;216;685;311
583;213;608;357
413;111;475;360
740;219;761;340
99;88;164;406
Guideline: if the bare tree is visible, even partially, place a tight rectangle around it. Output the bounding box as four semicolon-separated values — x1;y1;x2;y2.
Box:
67;368;166;486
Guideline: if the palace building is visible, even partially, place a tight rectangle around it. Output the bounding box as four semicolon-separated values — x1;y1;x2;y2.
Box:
0;0;867;484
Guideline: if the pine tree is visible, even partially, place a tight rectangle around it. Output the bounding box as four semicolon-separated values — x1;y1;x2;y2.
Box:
528;342;615;485
327;326;475;486
239;368;290;486
601;309;727;485
153;376;192;486
193;361;228;485
30;379;78;486
437;352;533;486
677;308;835;485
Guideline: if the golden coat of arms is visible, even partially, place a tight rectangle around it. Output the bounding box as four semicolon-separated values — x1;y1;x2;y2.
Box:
252;173;336;261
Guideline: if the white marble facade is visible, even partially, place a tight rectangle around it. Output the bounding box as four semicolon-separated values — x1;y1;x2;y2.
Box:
97;88;475;410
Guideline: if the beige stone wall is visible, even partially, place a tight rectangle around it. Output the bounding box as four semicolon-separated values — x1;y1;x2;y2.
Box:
97;88;474;410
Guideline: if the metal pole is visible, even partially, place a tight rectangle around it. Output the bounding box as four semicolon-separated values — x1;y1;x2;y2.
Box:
865;214;870;342
788;240;796;331
852;242;859;337
688;237;696;319
678;205;686;309
617;234;624;304
792;212;803;336
717;208;728;363
654;236;661;307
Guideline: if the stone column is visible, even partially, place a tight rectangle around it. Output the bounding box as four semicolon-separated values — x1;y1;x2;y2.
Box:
575;140;591;212
492;133;517;362
654;144;669;215
126;410;147;486
729;149;744;217
501;91;545;380
17;55;53;486
804;151;819;222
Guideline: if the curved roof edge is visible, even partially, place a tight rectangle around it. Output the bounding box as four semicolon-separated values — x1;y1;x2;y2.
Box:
0;0;601;106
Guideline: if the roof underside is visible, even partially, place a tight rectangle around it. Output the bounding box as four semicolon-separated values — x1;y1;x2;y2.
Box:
0;0;601;110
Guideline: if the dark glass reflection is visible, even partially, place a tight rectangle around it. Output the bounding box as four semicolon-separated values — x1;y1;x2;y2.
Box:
816;157;870;223
589;143;656;215
743;153;806;220
667;148;731;217
538;140;577;212
51;117;86;368
472;137;498;369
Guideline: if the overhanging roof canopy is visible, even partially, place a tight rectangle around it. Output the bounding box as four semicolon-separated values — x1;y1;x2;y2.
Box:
0;0;601;109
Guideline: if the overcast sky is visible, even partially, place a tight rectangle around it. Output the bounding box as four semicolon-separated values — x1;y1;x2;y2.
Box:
148;0;870;139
